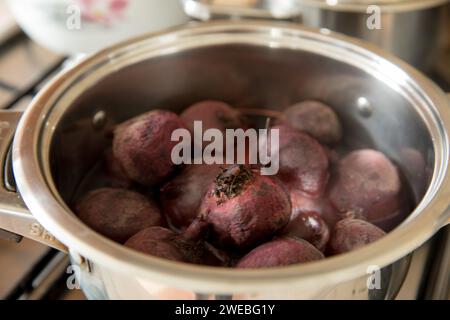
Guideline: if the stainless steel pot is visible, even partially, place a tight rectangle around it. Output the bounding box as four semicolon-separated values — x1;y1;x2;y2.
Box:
0;21;449;299
183;0;450;71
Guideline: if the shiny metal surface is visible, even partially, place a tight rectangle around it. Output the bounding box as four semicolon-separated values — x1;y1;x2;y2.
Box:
424;226;450;299
0;111;65;251
183;0;450;70
299;3;448;71
183;0;302;20
0;21;449;299
183;0;450;15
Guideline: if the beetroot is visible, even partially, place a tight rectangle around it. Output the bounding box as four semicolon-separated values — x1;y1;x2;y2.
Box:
74;99;414;268
236;237;324;268
103;148;133;188
289;190;340;229
329;149;401;223
113;110;187;186
282;188;334;252
125;227;187;262
280;100;342;145
328;218;386;255
76;188;163;243
199;165;291;249
125;226;229;266
181;100;244;134
160;163;221;230
324;146;340;167
270;124;329;197
181;100;246;154
282;210;330;252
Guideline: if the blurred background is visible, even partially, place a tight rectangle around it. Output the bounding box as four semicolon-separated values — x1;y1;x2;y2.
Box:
0;0;448;300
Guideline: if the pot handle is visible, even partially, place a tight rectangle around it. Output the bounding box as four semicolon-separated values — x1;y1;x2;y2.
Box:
0;111;67;252
182;0;302;21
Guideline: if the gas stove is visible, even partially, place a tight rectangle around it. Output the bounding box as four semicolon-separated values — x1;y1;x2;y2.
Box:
0;16;448;301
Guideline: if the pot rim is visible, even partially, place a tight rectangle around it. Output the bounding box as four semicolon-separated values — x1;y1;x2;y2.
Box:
183;0;449;17
12;21;450;293
287;0;449;11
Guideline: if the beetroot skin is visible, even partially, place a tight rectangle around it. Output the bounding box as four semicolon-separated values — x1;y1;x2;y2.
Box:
236;237;324;268
289;190;340;229
113;110;187;186
282;210;330;253
74;99;413;268
199;165;291;249
181;100;244;133
103;148;133;188
272;124;329;197
76;188;163;243
125;227;187;262
328;218;386;255
125;226;229;266
329;149;401;223
160;163;222;230
282;188;333;252
281;100;343;145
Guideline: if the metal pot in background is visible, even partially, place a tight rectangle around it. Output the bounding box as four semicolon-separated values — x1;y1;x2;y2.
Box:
0;21;449;299
182;0;450;71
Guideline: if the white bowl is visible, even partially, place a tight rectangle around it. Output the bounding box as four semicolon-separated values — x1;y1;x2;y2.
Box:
7;0;189;54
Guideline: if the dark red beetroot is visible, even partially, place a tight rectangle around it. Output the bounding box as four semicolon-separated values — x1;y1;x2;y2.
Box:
103;148;133;189
124;226;229;266
329;149;401;224
282;209;330;252
181;100;246;155
328;218;386;255
160;163;222;230
280;100;343;145
125;227;186;262
76;188;163;243
112;110;187;186
289;190;340;229
181;100;244;134
269;124;329;197
199;165;291;249
236;237;324;268
324;146;340;167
